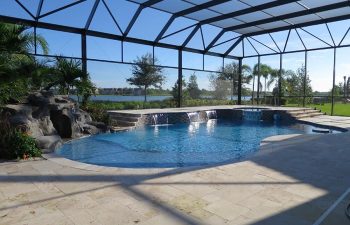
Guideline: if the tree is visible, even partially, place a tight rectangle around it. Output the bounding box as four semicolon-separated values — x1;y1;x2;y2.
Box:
0;22;49;105
284;65;313;105
45;57;87;95
74;76;96;107
212;62;251;100
187;73;201;99
330;82;344;97
252;63;272;102
171;78;189;101
127;53;165;103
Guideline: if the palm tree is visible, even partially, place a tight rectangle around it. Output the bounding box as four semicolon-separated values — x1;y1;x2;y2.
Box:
0;23;48;56
0;22;49;105
45;57;87;95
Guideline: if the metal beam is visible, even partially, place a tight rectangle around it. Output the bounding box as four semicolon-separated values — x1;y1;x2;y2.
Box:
39;0;87;19
177;50;183;108
81;32;87;75
141;0;163;7
303;51;307;107
36;0;44;19
0;15;240;61
224;36;244;56
225;1;349;32
278;53;282;106
124;6;143;37
14;0;35;19
102;0;124;35
237;58;242;105
85;0;100;30
155;16;175;43
182;24;200;48
243;43;350;58
200;0;299;25
204;30;225;52
283;30;291;52
124;0;163;37
257;56;261;105
177;0;230;17
244;14;350;37
331;48;336;116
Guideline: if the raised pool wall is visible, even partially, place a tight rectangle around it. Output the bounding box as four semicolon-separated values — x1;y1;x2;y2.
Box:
134;109;293;126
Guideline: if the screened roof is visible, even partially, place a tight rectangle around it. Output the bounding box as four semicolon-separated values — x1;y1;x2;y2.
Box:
1;0;350;58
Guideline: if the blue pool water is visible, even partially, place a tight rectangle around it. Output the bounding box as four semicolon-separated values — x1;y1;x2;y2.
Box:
56;120;336;168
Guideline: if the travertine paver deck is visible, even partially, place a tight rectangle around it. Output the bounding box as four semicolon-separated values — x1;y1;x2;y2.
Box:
107;105;308;114
1;115;350;225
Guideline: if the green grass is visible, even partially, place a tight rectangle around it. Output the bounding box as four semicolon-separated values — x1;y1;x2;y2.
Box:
287;103;350;116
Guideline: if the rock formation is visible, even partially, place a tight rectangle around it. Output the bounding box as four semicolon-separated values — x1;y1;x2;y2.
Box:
3;91;108;153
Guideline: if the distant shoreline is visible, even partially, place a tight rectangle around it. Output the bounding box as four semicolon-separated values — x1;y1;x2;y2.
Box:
69;95;252;102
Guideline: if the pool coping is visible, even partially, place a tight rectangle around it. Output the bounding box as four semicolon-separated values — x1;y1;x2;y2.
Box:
43;116;349;173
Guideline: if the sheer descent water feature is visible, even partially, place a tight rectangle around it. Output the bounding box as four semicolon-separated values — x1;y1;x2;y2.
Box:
242;109;263;121
152;113;169;125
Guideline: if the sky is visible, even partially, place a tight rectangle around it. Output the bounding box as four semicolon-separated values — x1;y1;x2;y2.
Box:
1;0;350;92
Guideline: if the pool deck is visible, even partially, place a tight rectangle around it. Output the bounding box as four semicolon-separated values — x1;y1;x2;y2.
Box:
1;114;350;225
107;105;307;114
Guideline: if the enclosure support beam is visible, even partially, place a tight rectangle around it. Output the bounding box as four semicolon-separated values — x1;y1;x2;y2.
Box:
34;26;37;55
177;50;183;108
81;33;87;75
278;54;282;106
238;58;242;105
257;56;261;105
331;48;336;116
303;51;308;107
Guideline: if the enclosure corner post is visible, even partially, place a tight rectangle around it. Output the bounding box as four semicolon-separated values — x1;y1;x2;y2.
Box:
331;47;336;116
257;55;261;106
237;58;242;105
278;53;283;106
177;49;183;108
303;51;308;107
81;32;87;75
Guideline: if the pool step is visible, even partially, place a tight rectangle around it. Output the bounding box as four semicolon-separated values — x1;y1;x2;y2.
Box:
108;112;142;118
108;112;142;127
293;112;325;119
286;108;324;119
109;115;139;123
288;109;320;114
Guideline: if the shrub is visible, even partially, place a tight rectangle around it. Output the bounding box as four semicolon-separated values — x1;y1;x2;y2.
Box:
81;104;110;125
0;115;41;159
7;130;41;159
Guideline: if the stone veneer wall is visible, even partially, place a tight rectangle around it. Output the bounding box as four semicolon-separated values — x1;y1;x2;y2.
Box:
137;112;191;126
133;109;293;126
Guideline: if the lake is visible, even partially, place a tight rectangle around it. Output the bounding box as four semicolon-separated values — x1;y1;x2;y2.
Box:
69;95;252;102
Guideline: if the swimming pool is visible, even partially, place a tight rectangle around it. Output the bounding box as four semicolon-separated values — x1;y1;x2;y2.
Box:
56;120;340;168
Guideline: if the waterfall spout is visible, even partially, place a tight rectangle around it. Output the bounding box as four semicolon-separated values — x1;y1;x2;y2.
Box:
242;109;262;121
151;113;169;125
205;110;217;120
187;112;200;123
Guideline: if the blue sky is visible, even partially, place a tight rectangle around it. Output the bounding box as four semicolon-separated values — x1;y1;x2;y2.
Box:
1;0;350;92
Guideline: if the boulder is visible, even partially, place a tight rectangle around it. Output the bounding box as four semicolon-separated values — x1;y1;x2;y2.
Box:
3;104;33;118
28;91;54;106
87;121;108;132
3;91;108;153
82;124;100;135
38;116;57;136
75;109;92;124
35;135;62;153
